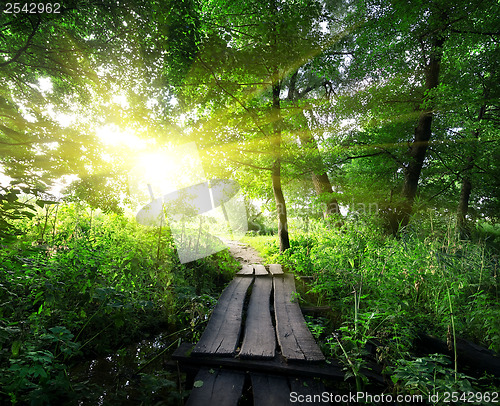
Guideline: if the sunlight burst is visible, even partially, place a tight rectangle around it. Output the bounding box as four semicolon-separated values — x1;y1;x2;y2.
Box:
130;143;207;204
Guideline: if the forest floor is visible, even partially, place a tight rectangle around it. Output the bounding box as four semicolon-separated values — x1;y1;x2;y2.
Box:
222;239;265;265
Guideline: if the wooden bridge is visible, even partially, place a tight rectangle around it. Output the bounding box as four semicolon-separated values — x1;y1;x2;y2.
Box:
173;264;349;405
172;263;500;404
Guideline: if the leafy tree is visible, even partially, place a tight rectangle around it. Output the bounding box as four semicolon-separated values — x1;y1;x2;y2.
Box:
327;0;500;232
0;0;193;228
442;26;500;231
285;69;342;218
0;1;126;233
167;0;349;250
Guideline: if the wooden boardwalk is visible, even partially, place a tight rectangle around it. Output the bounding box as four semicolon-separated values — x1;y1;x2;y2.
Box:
173;264;340;405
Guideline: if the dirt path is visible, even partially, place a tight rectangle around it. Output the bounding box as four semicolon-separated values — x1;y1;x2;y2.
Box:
223;239;265;265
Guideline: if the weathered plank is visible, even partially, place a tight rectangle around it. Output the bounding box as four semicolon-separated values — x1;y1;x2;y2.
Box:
273;274;325;362
237;264;254;275
186;368;245;406
268;264;284;275
239;277;275;359
416;333;500;377
250;373;290;406
253;264;268;275
192;276;253;356
172;343;356;381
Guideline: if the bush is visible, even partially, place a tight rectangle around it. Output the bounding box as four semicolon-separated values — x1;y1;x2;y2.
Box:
275;214;500;394
0;202;239;405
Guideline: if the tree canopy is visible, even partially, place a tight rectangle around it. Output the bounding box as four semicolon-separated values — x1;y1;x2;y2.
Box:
1;0;499;239
1;1;500;404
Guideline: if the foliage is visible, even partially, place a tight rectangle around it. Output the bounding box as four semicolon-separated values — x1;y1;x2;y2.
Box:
1;0;500;402
392;354;477;403
0;185;37;241
0;1;115;190
273;213;499;393
0;202;238;405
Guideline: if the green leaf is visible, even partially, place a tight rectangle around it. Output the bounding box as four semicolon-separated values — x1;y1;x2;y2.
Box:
193;380;204;388
114;318;125;328
11;340;21;357
32;365;48;378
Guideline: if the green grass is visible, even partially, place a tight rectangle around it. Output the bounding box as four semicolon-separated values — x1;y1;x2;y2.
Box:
274;215;500;396
240;234;279;262
0;202;238;405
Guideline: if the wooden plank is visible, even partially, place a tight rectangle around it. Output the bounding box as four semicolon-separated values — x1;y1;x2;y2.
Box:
288;377;331;405
192;276;253;356
239;277;275;359
237;264;254;275
250;373;290;406
186;368;245;406
268;264;284;275
172;343;358;381
273;274;325;362
253;264;268;275
416;334;500;377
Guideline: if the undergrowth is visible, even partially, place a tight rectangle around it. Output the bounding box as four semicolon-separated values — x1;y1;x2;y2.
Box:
265;213;500;398
0;202;238;405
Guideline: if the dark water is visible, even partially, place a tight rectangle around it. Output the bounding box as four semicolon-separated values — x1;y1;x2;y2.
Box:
69;332;186;405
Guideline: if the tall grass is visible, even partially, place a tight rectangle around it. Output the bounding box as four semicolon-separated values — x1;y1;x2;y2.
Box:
273;213;499;353
251;213;500;395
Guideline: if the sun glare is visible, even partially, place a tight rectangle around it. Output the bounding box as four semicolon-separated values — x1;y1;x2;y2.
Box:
95;124;207;208
38;77;53;93
135;151;178;198
0;165;12;186
132;143;206;201
96;124;152;149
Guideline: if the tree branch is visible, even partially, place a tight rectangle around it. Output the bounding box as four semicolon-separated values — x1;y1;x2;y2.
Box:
450;29;500;37
427;178;457;201
207;21;260;40
197;56;270;139
428;147;456;174
334;151;386;165
0;17;40;68
227;157;271;171
233;147;273;156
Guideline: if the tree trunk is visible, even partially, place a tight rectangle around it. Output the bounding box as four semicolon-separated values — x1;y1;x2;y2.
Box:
416;333;500;378
267;0;290;252
272;158;290;251
272;77;290;252
457;176;472;235
457;103;486;236
398;35;445;231
288;71;340;218
299;129;341;218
